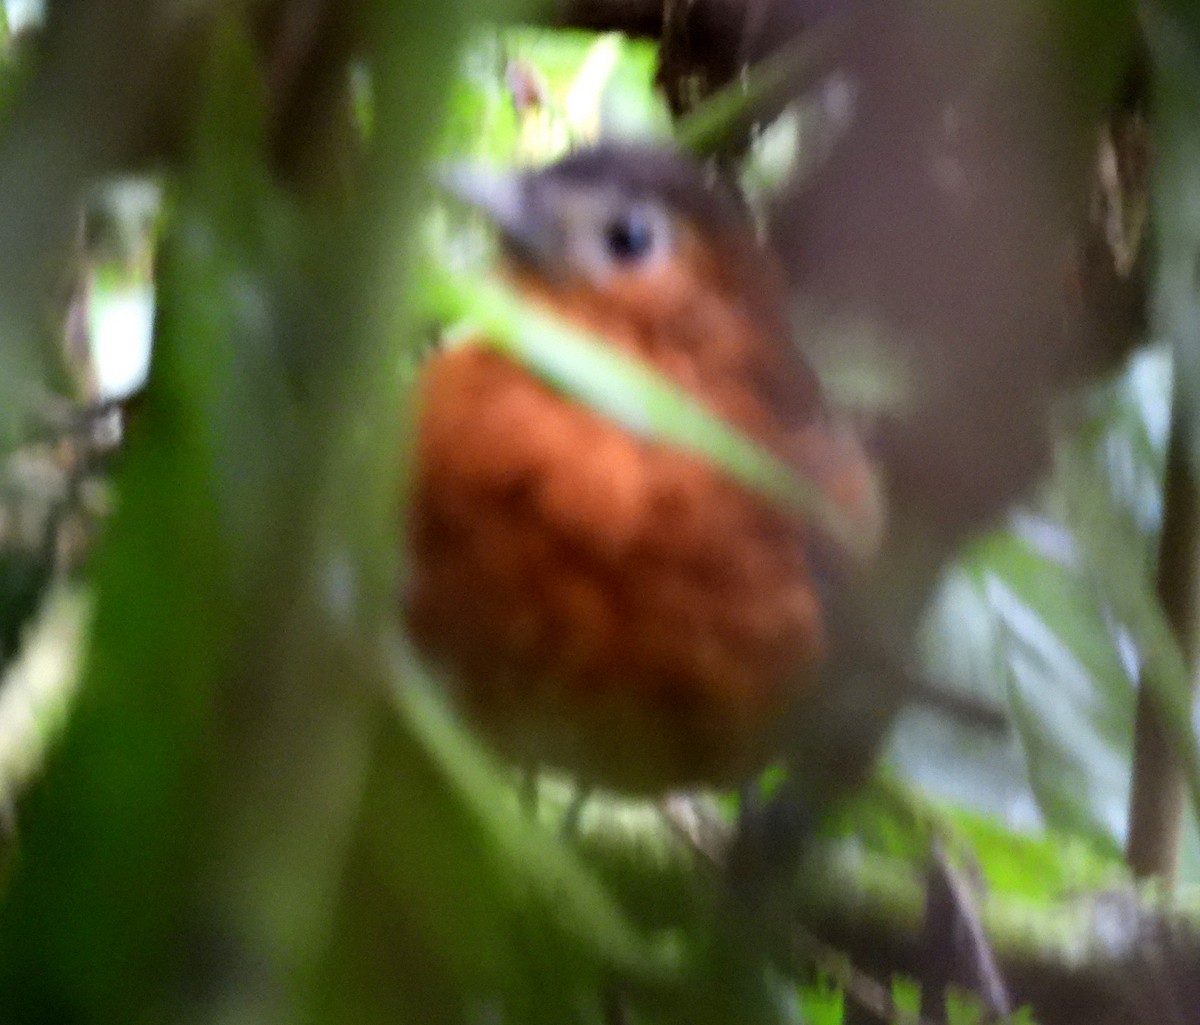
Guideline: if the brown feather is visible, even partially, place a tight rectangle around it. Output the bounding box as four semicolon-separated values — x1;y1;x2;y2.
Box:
405;146;880;793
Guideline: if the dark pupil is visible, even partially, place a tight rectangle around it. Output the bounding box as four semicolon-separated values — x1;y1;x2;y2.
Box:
604;211;653;262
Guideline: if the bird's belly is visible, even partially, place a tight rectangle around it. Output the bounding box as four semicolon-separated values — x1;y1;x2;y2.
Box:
404;347;824;793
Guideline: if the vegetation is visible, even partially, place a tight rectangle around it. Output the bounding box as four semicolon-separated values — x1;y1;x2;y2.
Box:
0;1;1195;1023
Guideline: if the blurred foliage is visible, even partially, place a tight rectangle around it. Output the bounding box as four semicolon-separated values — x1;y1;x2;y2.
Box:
439;28;668;167
0;1;1193;1024
0;4;38;450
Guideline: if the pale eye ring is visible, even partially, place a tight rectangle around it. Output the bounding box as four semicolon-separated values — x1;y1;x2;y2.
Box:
603;208;656;263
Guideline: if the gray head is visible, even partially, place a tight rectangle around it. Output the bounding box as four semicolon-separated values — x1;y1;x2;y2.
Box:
443;143;757;285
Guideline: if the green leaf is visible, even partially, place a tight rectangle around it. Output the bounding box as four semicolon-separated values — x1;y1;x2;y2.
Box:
1061;454;1200;844
0;17;293;1021
425;270;882;563
971;531;1134;852
798;976;844;1025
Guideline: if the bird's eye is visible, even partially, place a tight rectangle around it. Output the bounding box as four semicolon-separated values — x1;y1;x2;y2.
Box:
603;209;656;263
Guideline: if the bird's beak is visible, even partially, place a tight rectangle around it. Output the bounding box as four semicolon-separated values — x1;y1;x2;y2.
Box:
438;163;557;269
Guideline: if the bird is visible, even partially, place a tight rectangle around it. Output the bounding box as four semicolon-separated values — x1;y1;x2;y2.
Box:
403;142;883;796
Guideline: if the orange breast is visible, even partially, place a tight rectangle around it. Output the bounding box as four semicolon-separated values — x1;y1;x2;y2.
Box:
402;259;862;792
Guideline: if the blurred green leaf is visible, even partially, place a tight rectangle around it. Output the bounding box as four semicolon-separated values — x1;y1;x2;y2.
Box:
798;976;843;1025
1044;0;1137;118
437;28;667;169
968;531;1134;852
438;31;519;164
947;990;1038;1025
311;656;683;1025
563;32;669;142
1058;447;1200;843
426;270;882;563
0;15;293;1020
0;11;52;453
825;778;1124;905
891;343;1176;854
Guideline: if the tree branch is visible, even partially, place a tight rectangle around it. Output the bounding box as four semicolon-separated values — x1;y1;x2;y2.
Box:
571;794;1200;1025
1126;390;1200;881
